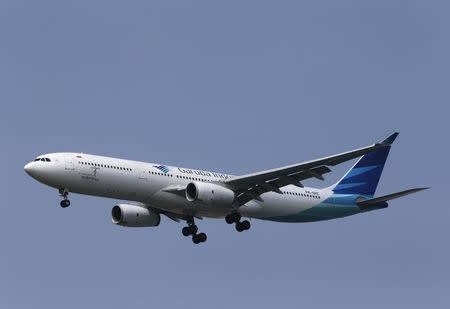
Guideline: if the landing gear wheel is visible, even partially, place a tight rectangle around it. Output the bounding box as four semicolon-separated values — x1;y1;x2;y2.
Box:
59;188;70;208
60;199;70;208
225;212;241;224
192;233;207;244
189;225;198;235
185;217;206;244
182;224;198;237
192;234;201;244
235;222;244;232
198;232;207;243
182;226;191;237
241;220;251;231
225;215;234;224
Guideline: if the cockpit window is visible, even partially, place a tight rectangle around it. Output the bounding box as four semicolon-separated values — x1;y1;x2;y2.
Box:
34;157;51;162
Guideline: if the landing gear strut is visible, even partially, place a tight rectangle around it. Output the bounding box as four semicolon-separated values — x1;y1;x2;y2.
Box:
225;212;251;232
59;188;70;208
182;217;207;244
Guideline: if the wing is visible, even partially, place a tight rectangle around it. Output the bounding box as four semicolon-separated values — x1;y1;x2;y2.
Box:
225;132;398;206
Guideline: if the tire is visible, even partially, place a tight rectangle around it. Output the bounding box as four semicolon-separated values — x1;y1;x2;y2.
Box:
198;233;207;243
225;215;234;224
189;225;198;235
231;213;241;223
235;223;244;232
60;200;70;208
192;234;201;244
241;220;251;230
182;227;191;237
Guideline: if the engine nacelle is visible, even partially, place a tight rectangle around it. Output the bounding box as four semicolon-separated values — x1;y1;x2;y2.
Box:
111;204;160;227
186;182;235;206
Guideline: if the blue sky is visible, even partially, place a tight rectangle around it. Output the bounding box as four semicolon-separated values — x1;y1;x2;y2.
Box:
1;1;449;308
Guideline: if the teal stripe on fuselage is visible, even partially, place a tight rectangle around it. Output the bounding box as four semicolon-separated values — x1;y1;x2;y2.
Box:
258;193;376;223
259;204;361;222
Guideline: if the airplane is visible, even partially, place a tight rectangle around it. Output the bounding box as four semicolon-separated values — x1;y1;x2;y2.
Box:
24;132;427;244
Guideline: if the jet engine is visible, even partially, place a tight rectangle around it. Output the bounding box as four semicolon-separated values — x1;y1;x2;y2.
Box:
186;182;235;206
111;204;161;227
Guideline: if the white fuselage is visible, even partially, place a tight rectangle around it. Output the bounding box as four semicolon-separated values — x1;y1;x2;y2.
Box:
24;152;334;220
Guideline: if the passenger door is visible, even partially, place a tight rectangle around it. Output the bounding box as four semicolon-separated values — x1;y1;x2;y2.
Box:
64;154;75;170
138;166;148;181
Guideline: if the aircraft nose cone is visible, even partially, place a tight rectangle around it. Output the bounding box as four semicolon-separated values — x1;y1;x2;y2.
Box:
24;162;34;175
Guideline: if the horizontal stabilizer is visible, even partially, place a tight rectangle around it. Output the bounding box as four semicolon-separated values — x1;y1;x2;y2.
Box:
357;187;429;207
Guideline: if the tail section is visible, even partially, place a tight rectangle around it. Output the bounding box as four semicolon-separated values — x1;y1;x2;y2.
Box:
332;132;399;197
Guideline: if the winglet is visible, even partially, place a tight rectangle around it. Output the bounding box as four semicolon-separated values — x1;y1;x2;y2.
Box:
380;132;399;145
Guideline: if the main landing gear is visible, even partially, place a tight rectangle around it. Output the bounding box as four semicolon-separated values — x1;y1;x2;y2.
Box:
225;212;251;232
182;217;207;244
59;188;71;208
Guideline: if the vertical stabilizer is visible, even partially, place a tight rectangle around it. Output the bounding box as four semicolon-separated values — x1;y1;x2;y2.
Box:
332;132;398;197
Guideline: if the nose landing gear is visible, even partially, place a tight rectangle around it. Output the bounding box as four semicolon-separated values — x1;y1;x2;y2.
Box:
181;217;207;244
59;188;71;208
225;212;251;232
